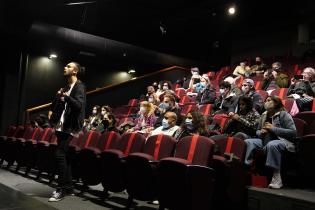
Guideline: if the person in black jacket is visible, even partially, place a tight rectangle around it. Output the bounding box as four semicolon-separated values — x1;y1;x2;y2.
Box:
48;62;86;202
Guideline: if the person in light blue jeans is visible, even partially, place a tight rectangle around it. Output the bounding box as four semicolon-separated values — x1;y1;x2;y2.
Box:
244;96;296;189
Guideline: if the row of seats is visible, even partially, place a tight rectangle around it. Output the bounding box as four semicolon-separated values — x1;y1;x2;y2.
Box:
0;124;249;209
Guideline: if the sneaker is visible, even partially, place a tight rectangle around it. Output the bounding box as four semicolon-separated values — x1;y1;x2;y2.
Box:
48;190;65;202
268;172;283;189
148;200;159;205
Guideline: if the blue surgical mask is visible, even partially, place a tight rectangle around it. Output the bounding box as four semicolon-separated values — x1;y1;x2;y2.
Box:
160;103;170;110
162;118;170;129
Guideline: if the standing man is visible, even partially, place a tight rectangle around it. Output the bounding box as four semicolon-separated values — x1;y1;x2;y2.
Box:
48;62;86;202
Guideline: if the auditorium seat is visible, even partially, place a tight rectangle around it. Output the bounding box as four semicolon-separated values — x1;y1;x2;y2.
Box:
210;135;247;209
294;111;315;134
124;134;176;208
79;131;120;187
270;88;288;99
198;104;213;116
0;125;17;163
282;99;295;112
256;90;268;102
100;132;145;198
158;135;215;210
175;88;186;97
180;104;197;116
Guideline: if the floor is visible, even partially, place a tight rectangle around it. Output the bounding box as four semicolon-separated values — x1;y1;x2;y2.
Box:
0;162;158;210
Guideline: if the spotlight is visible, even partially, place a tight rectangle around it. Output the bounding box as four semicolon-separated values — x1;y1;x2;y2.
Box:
228;6;236;15
49;54;58;59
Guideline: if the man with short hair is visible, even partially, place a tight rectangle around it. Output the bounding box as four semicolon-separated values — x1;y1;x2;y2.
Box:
241;79;264;113
149;112;179;137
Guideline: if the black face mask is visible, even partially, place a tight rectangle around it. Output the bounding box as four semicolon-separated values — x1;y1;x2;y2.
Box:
102;119;109;128
256;61;262;65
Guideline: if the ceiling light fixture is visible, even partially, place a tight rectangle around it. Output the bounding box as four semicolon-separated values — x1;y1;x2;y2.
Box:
228;6;236;15
49;54;58;59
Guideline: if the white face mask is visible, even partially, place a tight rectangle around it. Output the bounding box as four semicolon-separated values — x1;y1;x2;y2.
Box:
241;86;249;93
92;110;97;115
140;106;147;113
162;118;170;129
148;97;154;103
219;88;225;95
162;86;169;91
101;111;106;116
192;71;199;76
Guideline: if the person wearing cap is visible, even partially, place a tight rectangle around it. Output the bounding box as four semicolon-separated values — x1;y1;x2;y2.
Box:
241;79;264;113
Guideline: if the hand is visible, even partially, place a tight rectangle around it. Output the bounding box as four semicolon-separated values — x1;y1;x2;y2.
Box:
230;113;240;121
126;128;133;133
291;77;296;85
228;112;235;117
271;70;277;78
263;71;268;79
263;122;273;130
260;128;268;135
302;93;312;98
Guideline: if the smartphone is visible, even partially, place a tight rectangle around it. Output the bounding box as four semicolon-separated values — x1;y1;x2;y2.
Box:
294;75;303;80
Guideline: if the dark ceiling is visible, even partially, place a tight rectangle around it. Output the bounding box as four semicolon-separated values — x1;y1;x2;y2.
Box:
3;0;315;63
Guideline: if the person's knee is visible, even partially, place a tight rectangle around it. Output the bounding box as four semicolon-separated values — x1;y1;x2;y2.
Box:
266;141;279;151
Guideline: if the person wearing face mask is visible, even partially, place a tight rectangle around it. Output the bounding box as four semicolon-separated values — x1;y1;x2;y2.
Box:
126;101;156;134
143;85;160;105
224;96;260;139
189;74;211;95
83;105;102;132
154;94;182;128
213;81;238;114
195;76;216;105
149;112;179;138
100;113;119;133
223;75;242;96
174;111;210;141
187;67;201;89
93;105;114;132
250;57;268;75
244;96;297;189
261;62;289;91
240;79;263;113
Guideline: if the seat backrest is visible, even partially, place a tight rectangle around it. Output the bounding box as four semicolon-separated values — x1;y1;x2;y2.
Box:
180;104;197;116
295;111;315;135
282;99;295;112
270;88;288;99
117;132;146;156
293;118;307;137
143;134;176;160
175;135;214;166
198;104;213;116
256;90;268;102
22;126;35;139
83;130;101;148
175;88;186;97
128;99;138;107
39;128;54;142
32;127;44;141
179;96;191;105
212;136;247;162
4;125;17;137
69;131;85;147
99;131;121;151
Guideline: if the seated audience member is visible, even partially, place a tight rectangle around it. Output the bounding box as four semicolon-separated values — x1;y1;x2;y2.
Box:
213;81;238;114
240;79;264;113
152;81;159;92
83;105;103;132
189;73;209;93
250;56;268;75
149;111;179;137
174;110;210;141
224;96;260;139
141;85;160;105
126;101;156;134
154;94;181;128
244;96;297;189
155;81;164;98
195;76;216;105
233;61;251;77
224;75;242;96
261;62;289;91
185;67;201;89
287;67;315;111
99;113;119;133
158;80;177;101
34;114;51;128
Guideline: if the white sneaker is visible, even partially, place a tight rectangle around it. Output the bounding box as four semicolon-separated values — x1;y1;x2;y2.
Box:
48;190;65;202
152;200;159;205
268;172;283;189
